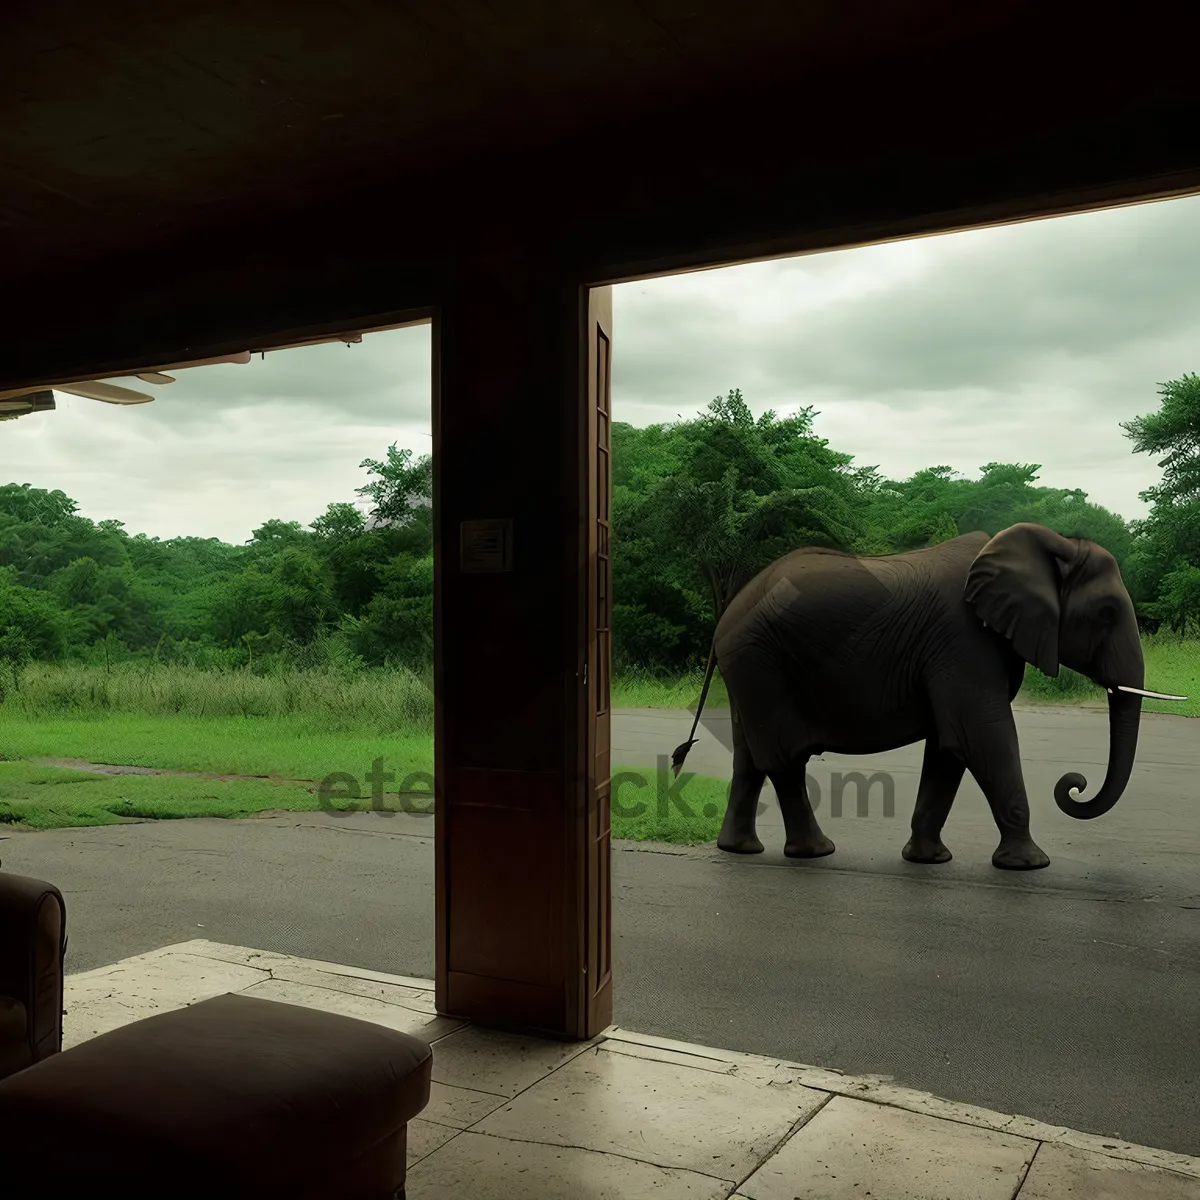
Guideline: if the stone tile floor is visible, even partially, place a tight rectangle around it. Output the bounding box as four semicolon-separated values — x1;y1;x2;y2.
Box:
64;940;1200;1199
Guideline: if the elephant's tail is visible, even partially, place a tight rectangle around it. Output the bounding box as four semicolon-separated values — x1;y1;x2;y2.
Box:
670;641;718;777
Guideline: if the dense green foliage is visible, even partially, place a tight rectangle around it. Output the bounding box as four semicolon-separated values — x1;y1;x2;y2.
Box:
0;443;433;682
2;376;1199;682
1120;373;1200;631
612;384;1191;671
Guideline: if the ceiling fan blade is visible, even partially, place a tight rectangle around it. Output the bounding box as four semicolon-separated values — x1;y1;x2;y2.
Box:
0;324;399;408
148;351;253;371
57;381;155;405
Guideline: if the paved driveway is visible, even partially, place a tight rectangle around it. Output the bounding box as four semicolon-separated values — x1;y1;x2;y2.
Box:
3;704;1198;1154
618;703;1200;892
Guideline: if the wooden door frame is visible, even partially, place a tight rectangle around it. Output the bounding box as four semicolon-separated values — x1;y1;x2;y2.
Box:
572;284;614;1037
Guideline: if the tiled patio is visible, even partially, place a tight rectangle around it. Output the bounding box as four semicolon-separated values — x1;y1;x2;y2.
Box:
65;940;1200;1199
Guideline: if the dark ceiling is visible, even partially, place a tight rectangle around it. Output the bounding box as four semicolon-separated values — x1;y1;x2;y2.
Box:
0;1;948;274
2;0;1199;385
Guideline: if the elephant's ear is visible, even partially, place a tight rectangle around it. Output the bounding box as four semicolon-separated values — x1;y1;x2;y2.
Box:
964;523;1080;677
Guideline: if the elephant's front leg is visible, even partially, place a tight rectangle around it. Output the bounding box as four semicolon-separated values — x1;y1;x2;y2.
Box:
717;714;767;854
902;740;965;865
963;711;1051;870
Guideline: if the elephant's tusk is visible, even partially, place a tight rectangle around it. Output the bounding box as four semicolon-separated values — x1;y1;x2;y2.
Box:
1107;685;1189;701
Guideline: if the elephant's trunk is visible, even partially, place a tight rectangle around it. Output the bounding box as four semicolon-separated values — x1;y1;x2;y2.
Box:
1053;688;1141;820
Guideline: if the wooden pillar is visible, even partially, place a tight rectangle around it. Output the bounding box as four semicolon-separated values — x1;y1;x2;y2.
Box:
432;255;613;1040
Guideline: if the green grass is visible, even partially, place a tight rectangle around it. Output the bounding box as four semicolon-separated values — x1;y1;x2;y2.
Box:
609;763;729;843
0;761;324;830
1009;634;1200;717
2;636;1195;839
1;660;433;732
0;660;748;845
6;639;1195;729
0;755;730;842
0;713;434;784
612;666;731;709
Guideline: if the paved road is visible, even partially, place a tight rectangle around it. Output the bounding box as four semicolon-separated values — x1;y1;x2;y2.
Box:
3;705;1198;1154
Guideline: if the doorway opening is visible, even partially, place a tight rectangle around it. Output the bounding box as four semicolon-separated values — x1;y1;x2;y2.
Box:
604;193;1200;1156
0;317;440;983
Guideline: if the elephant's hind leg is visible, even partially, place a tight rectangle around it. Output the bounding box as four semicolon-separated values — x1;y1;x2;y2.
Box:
902;740;964;865
717;713;767;854
768;755;835;860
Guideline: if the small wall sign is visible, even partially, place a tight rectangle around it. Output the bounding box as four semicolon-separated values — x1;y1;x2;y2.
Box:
460;518;514;573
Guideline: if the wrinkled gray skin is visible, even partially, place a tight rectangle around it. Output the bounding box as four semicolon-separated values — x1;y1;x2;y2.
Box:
680;523;1149;871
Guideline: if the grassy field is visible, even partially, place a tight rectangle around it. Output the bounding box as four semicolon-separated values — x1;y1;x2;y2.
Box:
0;760;322;830
0;660;435;732
1;635;1195;840
0;713;435;783
614;634;1200;717
0;749;730;843
0;663;729;838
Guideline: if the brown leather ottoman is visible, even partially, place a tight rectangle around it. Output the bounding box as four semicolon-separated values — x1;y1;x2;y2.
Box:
0;990;433;1198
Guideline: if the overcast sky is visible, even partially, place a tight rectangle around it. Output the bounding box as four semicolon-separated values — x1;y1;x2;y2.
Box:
4;192;1198;545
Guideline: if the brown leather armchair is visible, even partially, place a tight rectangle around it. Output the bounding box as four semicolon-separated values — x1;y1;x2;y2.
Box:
0;868;67;1081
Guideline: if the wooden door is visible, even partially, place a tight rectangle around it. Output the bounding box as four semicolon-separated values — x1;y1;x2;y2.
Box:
581;284;614;1034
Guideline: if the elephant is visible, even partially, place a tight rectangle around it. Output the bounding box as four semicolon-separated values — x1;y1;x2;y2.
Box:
671;523;1186;870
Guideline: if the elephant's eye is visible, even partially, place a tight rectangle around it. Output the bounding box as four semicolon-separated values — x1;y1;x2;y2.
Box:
1098;603;1117;623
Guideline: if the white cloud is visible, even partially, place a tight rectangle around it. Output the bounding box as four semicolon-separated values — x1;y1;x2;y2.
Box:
2;328;434;543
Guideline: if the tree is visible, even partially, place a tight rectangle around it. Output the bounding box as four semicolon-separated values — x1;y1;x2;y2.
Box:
855;461;1133;570
310;502;366;544
1121;374;1200;622
356;444;433;528
927;512;960;546
248;519;310;549
1145;564;1200;634
340;554;434;667
0;446;442;670
613;391;864;666
0;568;72;663
221;545;335;646
1122;374;1200;509
0;483;78;526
